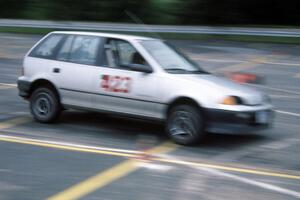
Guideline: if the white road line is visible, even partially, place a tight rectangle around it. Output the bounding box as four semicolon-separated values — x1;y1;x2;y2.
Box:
275;110;300;117
0;134;142;155
294;73;300;78
249;84;300;95
192;57;246;63
0;132;300;198
262;138;300;150
137;162;173;171
270;94;300;99
199;167;300;199
262;61;300;67
0;36;29;40
0;83;17;87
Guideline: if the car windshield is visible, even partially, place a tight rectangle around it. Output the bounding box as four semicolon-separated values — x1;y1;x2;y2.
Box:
139;40;208;74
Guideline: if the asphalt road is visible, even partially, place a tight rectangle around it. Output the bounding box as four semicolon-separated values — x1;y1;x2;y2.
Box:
0;33;300;200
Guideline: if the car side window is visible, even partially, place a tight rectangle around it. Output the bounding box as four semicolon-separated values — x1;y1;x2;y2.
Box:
56;35;74;62
29;34;64;59
105;39;148;70
69;35;101;65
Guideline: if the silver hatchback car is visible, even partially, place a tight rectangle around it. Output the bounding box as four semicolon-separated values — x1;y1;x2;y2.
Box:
18;31;273;145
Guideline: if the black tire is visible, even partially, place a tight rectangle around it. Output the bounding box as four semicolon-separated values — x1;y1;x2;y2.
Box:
30;87;61;123
166;105;206;145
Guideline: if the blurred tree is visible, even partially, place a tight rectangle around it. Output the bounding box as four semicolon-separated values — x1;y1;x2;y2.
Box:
0;0;299;26
23;0;52;19
141;0;182;24
0;0;29;18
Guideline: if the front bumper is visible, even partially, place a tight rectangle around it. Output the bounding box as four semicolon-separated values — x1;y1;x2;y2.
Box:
17;79;31;98
205;108;274;134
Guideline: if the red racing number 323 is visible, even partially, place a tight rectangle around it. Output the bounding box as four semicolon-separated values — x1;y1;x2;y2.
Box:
101;75;132;93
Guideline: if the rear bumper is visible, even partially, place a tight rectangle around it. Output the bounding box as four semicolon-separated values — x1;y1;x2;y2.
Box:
17;79;31;98
205;108;274;134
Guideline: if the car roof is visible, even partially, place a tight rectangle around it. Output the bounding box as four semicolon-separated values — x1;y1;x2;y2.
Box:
51;31;159;41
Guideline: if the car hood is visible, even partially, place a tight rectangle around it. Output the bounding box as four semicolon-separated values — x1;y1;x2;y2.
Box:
177;74;267;105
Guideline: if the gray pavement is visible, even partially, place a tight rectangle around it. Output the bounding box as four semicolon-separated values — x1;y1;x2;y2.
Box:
0;33;300;200
0;142;125;200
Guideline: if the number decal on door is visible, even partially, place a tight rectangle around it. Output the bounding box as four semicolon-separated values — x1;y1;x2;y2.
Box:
101;75;132;93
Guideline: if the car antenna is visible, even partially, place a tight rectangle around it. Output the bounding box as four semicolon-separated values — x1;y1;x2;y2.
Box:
124;10;162;40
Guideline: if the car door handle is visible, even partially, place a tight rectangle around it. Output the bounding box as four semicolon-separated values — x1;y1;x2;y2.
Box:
53;68;60;73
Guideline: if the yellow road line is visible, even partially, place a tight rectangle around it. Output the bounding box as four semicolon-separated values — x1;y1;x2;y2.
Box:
0;116;31;130
47;141;178;200
157;158;300;180
1;133;300;181
0;135;178;159
215;56;269;73
48;160;139;200
145;141;178;154
0;136;135;158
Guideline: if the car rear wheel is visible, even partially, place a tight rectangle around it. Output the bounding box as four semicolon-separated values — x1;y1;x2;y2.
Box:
166;105;206;145
30;87;61;123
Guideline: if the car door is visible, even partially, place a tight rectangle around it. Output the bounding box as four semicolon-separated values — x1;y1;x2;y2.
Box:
90;38;161;119
51;34;103;108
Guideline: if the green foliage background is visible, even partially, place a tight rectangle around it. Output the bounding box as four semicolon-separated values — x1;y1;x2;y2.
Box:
0;0;299;25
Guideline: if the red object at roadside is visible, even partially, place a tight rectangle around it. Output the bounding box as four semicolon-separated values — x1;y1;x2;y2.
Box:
229;73;258;84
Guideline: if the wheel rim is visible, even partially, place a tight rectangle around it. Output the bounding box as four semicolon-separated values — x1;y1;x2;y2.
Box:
32;93;52;118
169;111;197;140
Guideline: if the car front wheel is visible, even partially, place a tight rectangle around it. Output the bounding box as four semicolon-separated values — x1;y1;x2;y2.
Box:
166;105;206;145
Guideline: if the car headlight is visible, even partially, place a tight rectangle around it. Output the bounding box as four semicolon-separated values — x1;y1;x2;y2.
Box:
221;96;243;105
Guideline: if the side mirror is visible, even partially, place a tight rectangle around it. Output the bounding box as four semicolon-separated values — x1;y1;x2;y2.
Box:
127;64;153;73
